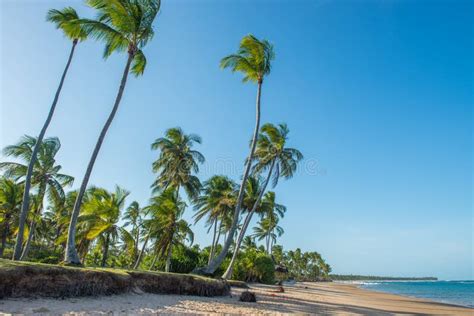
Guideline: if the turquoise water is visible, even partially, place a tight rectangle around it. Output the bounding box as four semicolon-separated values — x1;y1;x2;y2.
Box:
359;280;474;308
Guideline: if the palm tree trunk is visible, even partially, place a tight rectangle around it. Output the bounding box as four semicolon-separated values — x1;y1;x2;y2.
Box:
149;252;159;270
203;81;263;274
20;182;46;260
133;233;149;269
214;220;223;249
64;51;134;265
101;233;110;267
222;159;275;279
165;244;173;272
266;235;270;254
12;40;78;261
208;218;218;264
134;227;140;262
19;221;36;260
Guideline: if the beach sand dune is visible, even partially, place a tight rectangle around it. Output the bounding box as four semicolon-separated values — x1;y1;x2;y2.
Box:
1;282;472;315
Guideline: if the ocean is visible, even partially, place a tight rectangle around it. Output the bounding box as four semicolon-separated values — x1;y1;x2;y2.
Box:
359;280;474;308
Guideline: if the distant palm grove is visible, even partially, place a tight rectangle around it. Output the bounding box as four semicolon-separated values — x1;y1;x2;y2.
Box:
0;0;331;283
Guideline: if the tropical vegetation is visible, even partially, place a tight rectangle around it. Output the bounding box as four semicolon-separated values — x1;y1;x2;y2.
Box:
0;0;332;286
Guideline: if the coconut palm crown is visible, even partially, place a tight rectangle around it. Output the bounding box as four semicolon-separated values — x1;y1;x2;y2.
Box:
47;7;88;43
81;0;161;76
220;34;274;83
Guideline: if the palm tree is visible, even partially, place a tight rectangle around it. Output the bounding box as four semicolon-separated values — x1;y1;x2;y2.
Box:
80;186;128;267
241;235;257;252
221;123;301;278
44;190;78;251
0;178;23;257
204;35;275;274
0;136;74;259
146;127;203;269
122;201;146;263
9;8;86;261
258;191;286;254
148;188;193;272
194;175;236;264
253;216;284;254
151;127;204;199
64;0;161;265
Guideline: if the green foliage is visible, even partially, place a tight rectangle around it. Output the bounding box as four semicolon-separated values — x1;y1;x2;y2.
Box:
80;0;161;76
275;247;331;281
232;248;275;284
330;274;437;281
47;7;88;42
151;127;204;200
220;34;275;83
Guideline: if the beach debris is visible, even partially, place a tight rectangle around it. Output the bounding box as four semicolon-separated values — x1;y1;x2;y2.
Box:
239;291;257;302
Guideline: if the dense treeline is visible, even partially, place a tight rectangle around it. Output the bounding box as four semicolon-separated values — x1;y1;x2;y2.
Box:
0;132;331;283
330;275;437;281
0;0;331;284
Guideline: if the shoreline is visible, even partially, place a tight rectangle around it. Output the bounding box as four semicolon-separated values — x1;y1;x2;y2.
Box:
1;281;472;315
352;283;473;309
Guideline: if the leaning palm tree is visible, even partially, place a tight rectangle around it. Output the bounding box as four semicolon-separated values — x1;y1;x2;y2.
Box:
194;175;236;264
65;0;161;265
0;136;74;259
203;35;275;274
222;123;301;279
9;8;86;260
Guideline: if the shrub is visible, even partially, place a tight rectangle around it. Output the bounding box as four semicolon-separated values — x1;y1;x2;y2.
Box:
232;249;274;284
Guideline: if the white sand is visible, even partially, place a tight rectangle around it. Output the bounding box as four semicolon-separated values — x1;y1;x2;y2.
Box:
1;282;472;315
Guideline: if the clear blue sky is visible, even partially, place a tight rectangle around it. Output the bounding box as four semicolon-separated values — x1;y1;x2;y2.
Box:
1;0;472;280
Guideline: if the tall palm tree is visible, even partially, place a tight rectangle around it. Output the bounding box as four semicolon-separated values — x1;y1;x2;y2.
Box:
9;9;85;260
194;175;236;264
151;127;204;199
204;35;275;274
146;127;203;269
122;201;146;263
258;191;286;254
0;177;23;257
65;0;161;265
80;186;128;267
222;123;301;279
0;136;74;259
253;215;284;254
148;188;193;272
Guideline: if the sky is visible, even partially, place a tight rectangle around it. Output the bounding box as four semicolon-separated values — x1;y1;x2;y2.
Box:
0;0;472;280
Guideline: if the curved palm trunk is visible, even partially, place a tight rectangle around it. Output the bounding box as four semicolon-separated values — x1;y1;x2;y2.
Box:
203;81;263;274
12;40;78;260
222;159;275;279
207;218;218;264
134;233;150;269
20;182;46;260
64;52;134;265
214;220;223;249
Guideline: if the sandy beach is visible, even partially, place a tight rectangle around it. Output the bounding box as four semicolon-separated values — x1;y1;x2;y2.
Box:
1;282;472;315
